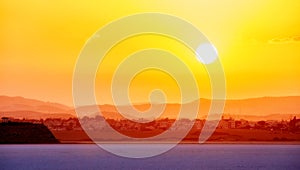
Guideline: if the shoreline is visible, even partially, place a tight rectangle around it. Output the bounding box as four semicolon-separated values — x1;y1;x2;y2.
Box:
56;141;300;145
1;140;300;145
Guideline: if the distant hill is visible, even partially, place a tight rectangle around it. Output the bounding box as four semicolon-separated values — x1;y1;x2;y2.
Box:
223;96;300;116
226;113;300;121
0;96;74;119
75;96;300;121
0;96;71;113
0;111;75;120
0;95;299;120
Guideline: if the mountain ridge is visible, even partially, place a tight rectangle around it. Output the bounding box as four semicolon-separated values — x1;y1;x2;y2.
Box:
1;95;299;120
0;95;72;113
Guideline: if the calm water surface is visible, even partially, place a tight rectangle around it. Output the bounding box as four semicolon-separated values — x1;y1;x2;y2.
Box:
0;144;299;170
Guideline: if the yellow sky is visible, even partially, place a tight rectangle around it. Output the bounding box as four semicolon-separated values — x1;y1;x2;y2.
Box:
1;1;300;106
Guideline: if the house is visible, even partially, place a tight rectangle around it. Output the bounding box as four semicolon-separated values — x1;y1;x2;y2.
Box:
289;116;300;132
218;116;235;129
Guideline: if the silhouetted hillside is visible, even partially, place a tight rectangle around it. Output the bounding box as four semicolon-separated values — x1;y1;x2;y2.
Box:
0;122;59;144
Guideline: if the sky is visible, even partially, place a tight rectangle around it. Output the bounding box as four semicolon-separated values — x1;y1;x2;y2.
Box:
1;1;300;106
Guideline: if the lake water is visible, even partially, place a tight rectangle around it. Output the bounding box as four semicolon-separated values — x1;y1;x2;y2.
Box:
0;144;299;170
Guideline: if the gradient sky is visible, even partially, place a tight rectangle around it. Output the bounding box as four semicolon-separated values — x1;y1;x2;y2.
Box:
1;1;300;106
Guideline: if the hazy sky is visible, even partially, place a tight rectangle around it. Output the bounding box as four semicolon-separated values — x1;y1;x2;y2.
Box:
1;1;300;106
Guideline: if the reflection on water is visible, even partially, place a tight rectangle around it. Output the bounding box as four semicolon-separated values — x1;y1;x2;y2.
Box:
0;144;299;170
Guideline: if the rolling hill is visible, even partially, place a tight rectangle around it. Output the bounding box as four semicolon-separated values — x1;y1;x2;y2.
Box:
0;95;71;113
0;95;299;120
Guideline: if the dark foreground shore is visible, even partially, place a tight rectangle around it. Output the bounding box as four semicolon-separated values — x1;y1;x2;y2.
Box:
1;122;299;144
0;122;59;144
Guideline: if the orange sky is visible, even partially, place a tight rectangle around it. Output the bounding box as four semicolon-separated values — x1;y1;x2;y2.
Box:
1;1;300;106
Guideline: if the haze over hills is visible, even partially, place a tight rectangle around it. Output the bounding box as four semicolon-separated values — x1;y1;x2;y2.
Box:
0;95;299;120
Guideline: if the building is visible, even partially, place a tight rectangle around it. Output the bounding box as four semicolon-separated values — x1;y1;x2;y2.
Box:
1;117;10;123
289;116;300;132
218;116;235;129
